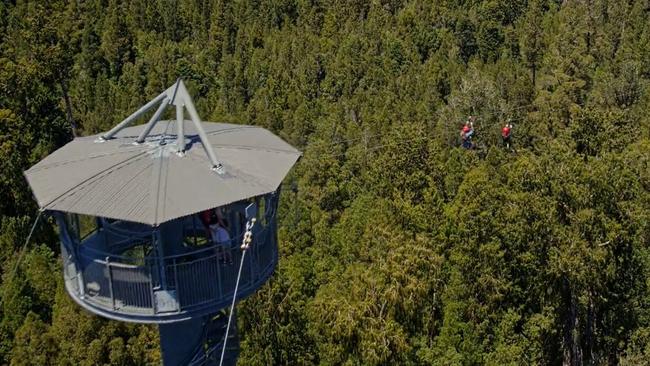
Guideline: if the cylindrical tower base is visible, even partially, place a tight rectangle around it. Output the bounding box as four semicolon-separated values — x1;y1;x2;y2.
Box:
159;310;239;366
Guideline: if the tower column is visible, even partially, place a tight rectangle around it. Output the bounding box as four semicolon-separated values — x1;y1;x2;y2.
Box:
159;311;240;366
159;317;205;366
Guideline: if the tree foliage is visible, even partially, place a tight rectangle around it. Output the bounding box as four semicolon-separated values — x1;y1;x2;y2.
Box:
0;0;649;364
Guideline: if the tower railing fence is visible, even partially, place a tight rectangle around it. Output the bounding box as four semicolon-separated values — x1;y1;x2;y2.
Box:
61;215;278;318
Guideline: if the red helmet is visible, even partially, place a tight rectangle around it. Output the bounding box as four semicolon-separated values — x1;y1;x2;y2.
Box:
462;125;471;133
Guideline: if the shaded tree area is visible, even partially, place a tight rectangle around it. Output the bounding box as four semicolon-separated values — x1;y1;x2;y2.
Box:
1;0;649;364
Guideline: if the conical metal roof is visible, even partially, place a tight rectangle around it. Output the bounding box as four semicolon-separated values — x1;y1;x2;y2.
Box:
24;80;301;225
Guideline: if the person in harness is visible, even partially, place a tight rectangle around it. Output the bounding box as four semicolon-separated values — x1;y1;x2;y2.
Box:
460;116;475;149
501;122;513;149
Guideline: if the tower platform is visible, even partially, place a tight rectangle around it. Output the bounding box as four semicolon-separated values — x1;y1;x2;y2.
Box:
56;195;278;324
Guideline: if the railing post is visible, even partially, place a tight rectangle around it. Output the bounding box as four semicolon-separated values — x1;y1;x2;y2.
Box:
216;250;223;298
76;257;85;299
154;229;167;290
172;257;180;311
149;270;156;315
106;257;115;310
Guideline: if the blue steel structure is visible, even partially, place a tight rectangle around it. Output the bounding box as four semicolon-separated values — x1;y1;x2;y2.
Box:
54;193;280;365
25;80;300;365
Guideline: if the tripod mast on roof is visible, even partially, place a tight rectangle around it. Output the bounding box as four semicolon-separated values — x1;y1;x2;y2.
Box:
98;79;224;173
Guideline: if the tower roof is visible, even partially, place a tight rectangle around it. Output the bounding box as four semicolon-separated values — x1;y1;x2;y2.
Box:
24;81;301;225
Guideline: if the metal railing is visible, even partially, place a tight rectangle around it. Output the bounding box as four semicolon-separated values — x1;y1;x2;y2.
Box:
62;217;277;319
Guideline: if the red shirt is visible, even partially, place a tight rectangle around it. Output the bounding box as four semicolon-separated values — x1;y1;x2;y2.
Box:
501;126;511;138
200;210;212;226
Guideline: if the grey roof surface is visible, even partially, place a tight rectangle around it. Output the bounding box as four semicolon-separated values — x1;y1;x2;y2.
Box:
25;121;301;225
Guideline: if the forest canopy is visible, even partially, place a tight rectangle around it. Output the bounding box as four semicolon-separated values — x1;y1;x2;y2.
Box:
0;0;649;365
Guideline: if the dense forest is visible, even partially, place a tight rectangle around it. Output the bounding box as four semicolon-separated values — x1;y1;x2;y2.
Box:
1;0;649;365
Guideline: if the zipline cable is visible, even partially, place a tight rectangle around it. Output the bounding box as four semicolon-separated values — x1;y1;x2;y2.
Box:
219;217;256;366
314;104;536;149
307;103;572;159
7;211;43;303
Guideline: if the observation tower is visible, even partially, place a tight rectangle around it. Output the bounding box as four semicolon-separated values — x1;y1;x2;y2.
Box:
24;80;301;365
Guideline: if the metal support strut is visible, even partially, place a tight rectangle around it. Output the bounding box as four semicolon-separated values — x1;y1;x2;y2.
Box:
135;97;169;143
176;102;185;155
97;79;225;174
101;92;167;140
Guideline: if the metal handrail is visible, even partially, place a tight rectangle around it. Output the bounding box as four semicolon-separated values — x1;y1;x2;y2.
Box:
78;223;272;264
60;191;280;321
78;244;154;265
64;217;278;318
80;212;275;263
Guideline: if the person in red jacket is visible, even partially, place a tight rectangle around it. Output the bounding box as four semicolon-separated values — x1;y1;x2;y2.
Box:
460;116;475;149
501;122;513;149
199;208;225;242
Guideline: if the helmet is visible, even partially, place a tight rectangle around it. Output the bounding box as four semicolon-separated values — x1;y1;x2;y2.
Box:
462;125;471;133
